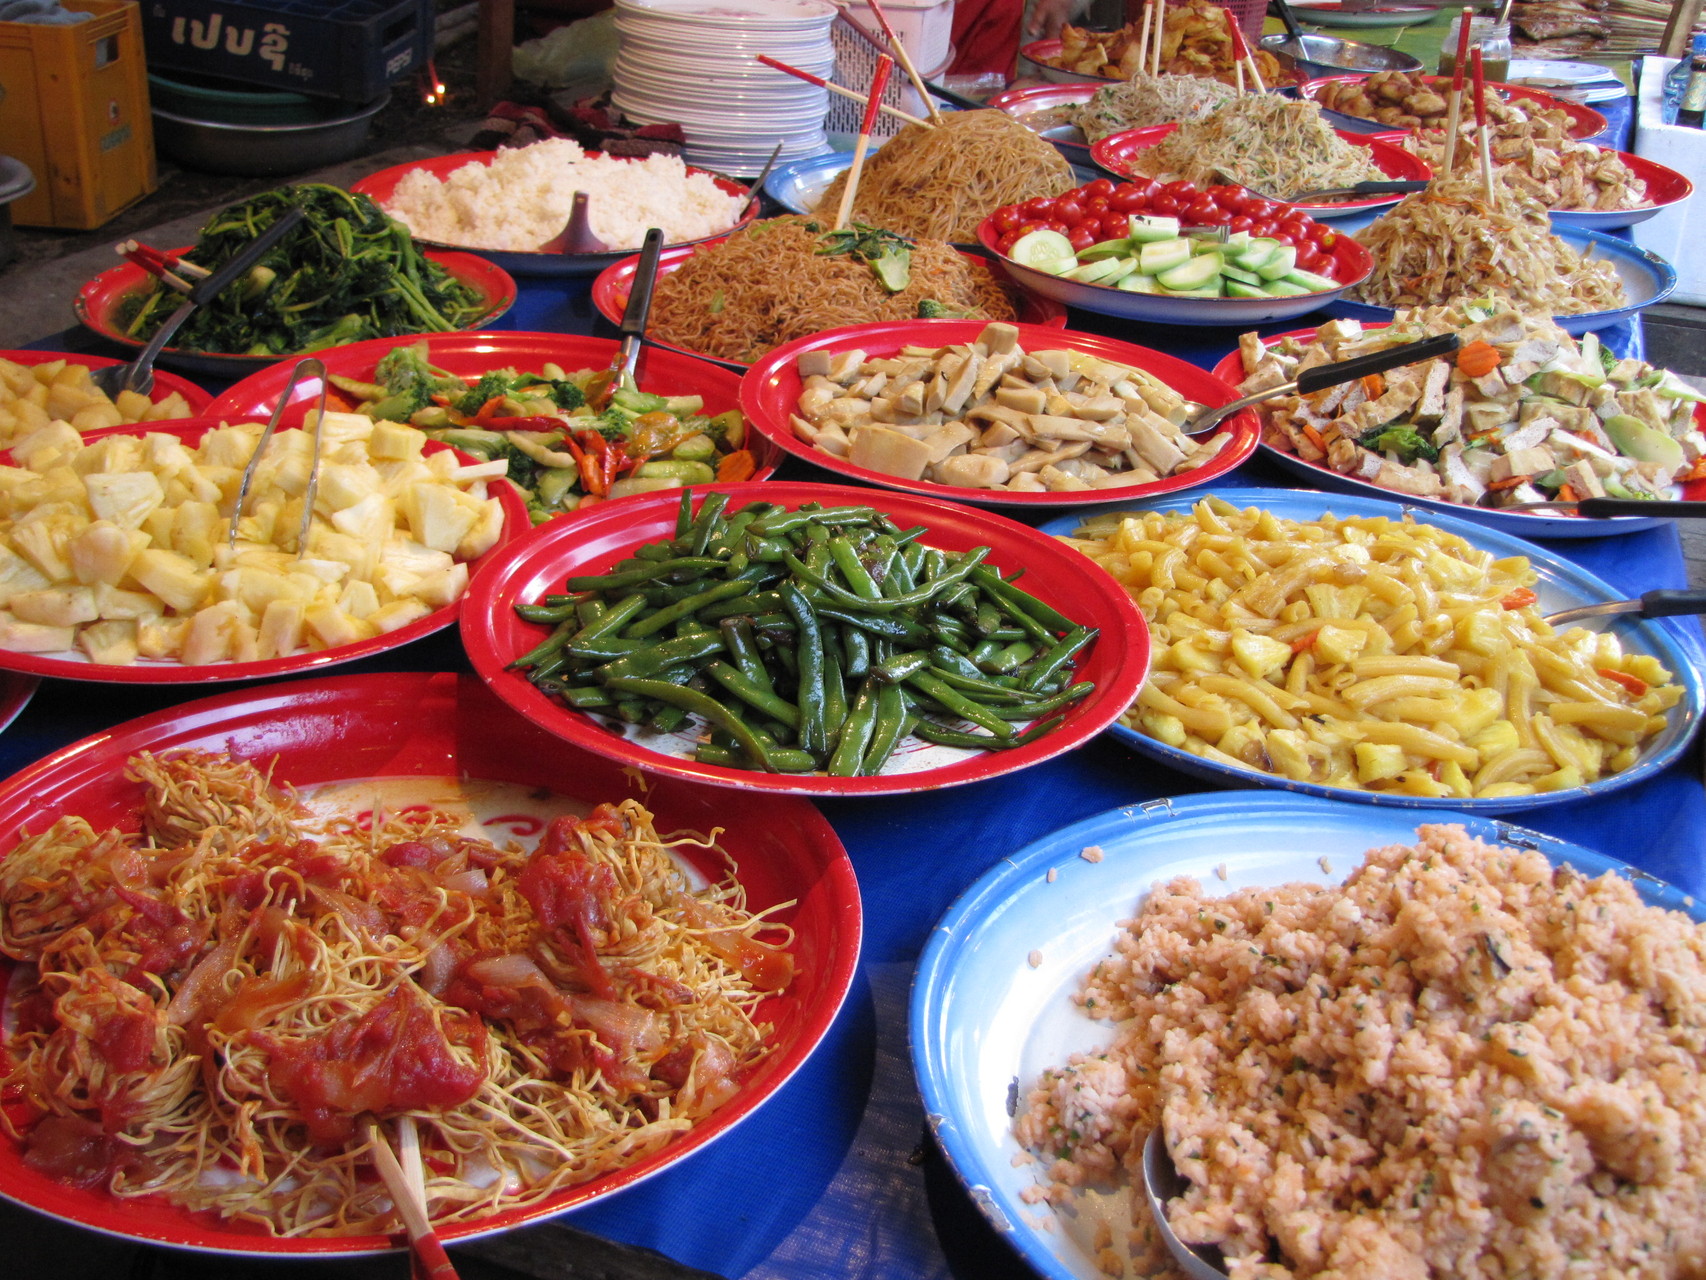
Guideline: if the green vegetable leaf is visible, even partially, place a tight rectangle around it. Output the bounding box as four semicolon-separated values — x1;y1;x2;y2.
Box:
1361;424;1438;464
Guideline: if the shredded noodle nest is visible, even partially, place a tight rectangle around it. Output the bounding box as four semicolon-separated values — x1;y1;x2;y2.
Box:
1351;174;1628;314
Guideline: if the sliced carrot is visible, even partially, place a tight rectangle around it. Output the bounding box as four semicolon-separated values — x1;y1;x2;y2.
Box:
1682;454;1706;483
1360;373;1384;398
1500;587;1538;610
1290;630;1319;654
1300;423;1327;455
1486;474;1530;492
1597;667;1649;697
1456;340;1501;379
716;449;756;483
1556;482;1579;504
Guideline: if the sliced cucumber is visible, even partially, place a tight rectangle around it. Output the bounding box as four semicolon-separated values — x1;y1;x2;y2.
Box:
1156;252;1223;291
1262;279;1314;297
1254;245;1299;281
1117;273;1162;293
1224;279;1271;299
1010;229;1076;272
1126;214;1182;242
1160;284;1224;298
1283;267;1339;293
1221;263;1264;287
1230;238;1280;271
1079;236;1134;261
1066;256;1131;284
1139;237;1193;275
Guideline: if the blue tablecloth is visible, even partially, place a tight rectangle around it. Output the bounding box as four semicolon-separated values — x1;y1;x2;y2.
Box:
8;265;1704;1280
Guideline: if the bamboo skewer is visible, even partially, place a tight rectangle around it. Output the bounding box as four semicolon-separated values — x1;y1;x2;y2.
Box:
861;0;942;124
834;55;893;232
1470;46;1495;205
1441;6;1473;181
756;54;932;127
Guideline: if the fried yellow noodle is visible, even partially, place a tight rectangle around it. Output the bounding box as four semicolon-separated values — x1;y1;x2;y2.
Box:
649;216;1019;365
0;752;793;1236
1352;173;1627;314
812;111;1073;243
1132;95;1383;200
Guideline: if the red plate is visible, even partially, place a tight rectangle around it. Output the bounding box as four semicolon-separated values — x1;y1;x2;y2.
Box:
987;83;1097;155
739;319;1259;508
349;150;759;274
1211;325;1706;538
461;481;1152;796
1300;74;1609;140
0;349;212;418
206;330;783;484
590;235;1068;371
73;249;517;382
1090;122;1433;215
0;670;860;1254
0;418;528;683
1539;149;1695;230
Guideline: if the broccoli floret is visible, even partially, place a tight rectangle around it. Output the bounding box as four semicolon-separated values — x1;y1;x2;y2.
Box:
549;379;586;411
591;410;629;441
457;371;514;417
916;298;976;320
1361;424;1438;465
501;443;540;486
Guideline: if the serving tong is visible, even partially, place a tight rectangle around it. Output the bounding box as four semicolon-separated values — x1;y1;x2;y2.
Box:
1502;497;1706;518
227;356;328;555
1280;179;1428;202
1543;589;1706;627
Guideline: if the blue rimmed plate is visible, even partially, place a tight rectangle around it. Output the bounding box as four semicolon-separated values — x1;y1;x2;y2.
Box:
911;791;1705;1280
1039;486;1704;810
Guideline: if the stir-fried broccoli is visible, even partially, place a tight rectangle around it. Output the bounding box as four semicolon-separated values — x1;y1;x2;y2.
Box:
548;379;586;411
1362;424;1439;465
457;372;514;418
916;299;978;320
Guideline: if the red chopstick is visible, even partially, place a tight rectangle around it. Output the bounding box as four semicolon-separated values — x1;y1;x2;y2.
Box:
756;53;931;126
1441;6;1474;179
833;54;894;231
860;0;941;123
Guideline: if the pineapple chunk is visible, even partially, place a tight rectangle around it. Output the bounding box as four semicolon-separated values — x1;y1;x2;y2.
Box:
412;561;469;609
12;420;82;472
369;420;425;460
85;470;166;530
12;586;98;628
369;599;432;634
180;601;251;665
137;616;188;659
1354;742;1407;783
1313;624;1368;666
10;508;82;582
257;599;306;660
315;461;383;513
198;424;266;469
129;548;213;613
337;579;380;620
402;484;478;554
0;544;52;602
329;492;396;545
1229;629;1292;680
0;612;73;652
94;583;162;621
78;618;138;665
304;602;378;649
456;497;506;561
69;402;124;433
169;501;223;568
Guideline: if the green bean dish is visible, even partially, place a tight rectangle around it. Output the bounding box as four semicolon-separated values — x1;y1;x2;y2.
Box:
507;492;1099;776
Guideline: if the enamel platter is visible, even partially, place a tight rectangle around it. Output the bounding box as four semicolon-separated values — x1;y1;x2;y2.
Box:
1038;486;1704;811
911;790;1706;1280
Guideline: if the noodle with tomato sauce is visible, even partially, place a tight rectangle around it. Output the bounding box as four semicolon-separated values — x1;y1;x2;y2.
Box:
0;752;793;1236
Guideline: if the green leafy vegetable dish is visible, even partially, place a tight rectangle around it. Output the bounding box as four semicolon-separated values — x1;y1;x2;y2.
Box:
331;343;755;523
117;185;496;357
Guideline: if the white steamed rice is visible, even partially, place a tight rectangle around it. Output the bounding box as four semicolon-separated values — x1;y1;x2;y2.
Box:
380;138;745;253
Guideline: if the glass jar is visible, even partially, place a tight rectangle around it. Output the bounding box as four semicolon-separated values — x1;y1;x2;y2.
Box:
1438;16;1513;84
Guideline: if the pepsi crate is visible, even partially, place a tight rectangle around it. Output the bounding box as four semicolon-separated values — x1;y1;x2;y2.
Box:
139;0;429;103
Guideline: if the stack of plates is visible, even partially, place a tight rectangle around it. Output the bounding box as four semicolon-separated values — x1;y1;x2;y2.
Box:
1504;57;1628;105
612;0;837;176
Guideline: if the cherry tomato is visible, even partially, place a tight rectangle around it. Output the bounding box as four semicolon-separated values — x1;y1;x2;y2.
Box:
1042;220;1071;237
1279;216;1312;240
1228;215;1254;234
992;206;1024;235
1015;220;1047;239
1161;180;1198;200
1311;226;1339;250
1149;193;1182;217
1271;233;1297;247
1244;198;1279;221
1084;195;1110;216
1185;194;1224;225
1206;184;1242;206
1295;243;1325;272
1110;186;1150;213
1054;198;1086;225
1082;177;1115;199
1021;196;1057;219
1102;212;1132;241
1068;224;1098;252
996;231;1020;255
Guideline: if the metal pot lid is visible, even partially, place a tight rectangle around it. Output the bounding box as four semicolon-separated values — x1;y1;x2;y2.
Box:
0;156;36;206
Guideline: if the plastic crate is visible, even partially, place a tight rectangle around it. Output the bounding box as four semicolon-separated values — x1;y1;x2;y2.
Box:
0;0;157;230
138;0;428;103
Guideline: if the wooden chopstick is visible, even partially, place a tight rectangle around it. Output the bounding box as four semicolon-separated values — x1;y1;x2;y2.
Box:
1470;46;1495;204
1223;8;1264;93
756;53;932;127
835;55;894;231
861;0;942;124
367;1119;461;1280
1441;6;1473;180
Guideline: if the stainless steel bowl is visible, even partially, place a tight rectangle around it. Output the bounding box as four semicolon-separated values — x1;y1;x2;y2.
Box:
151;93;390;178
1259;33;1422;79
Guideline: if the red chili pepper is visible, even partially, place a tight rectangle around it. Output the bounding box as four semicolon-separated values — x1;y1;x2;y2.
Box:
571;430;626;496
475;414;567;433
1596;667;1649;698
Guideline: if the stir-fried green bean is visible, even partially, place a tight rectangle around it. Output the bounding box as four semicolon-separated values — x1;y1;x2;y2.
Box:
507;492;1098;774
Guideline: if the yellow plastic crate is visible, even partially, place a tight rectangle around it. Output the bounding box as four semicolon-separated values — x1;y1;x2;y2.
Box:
0;0;156;229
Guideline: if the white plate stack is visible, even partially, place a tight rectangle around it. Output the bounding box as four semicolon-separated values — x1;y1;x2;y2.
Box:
612;0;838;177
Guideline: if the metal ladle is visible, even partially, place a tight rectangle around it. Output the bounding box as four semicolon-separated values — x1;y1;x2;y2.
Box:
1141;1130;1232;1280
547;192;609;255
1182;331;1462;436
91;207;305;400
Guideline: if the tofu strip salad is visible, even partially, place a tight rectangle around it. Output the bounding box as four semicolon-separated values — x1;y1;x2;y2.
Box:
1238;304;1706;508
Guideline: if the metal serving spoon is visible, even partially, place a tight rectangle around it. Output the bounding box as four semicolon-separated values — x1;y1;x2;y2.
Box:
1141;1130;1232;1280
547;192;609;255
1543;588;1706;627
92;207;305;399
1282;179;1428;203
1182;331;1462;436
